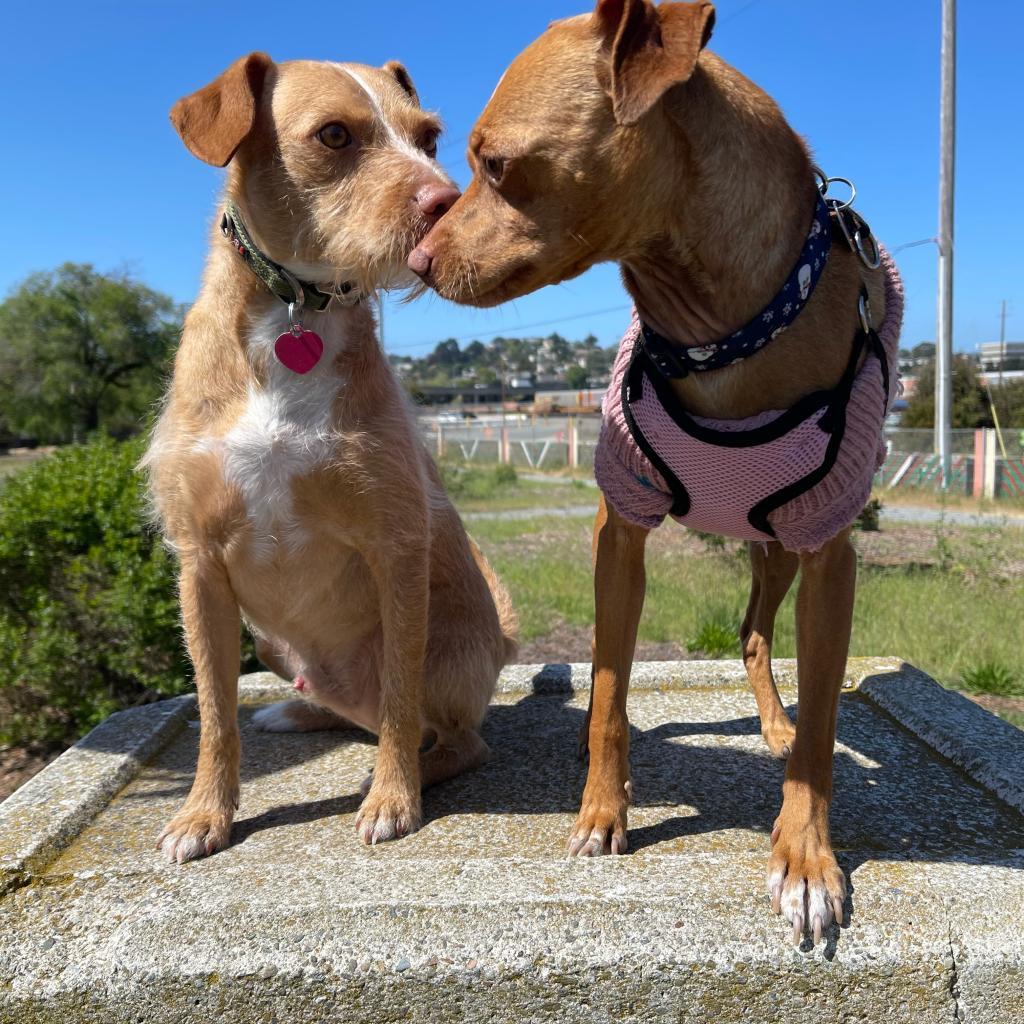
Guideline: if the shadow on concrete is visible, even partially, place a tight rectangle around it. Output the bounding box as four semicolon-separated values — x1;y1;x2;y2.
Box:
157;665;1024;871
74;665;1023;888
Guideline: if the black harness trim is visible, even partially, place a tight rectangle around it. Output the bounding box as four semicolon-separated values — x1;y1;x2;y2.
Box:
622;327;890;539
622;349;691;518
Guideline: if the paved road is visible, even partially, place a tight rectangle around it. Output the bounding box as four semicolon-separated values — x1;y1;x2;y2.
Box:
514;474;1024;529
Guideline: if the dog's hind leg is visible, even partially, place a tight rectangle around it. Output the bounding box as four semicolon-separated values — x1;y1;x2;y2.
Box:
252;699;355;733
740;542;799;758
419;728;491;788
253;634;299;681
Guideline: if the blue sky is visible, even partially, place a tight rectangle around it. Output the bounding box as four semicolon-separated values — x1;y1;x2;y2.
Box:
1;0;1021;356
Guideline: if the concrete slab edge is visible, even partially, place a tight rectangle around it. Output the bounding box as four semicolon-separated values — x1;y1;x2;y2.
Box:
859;662;1024;815
0;694;195;892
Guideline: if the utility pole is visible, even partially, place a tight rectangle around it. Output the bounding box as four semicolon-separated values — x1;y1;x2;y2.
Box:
999;299;1007;390
934;0;956;486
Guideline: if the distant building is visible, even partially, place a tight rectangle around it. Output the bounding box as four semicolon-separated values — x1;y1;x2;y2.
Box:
979;341;1024;371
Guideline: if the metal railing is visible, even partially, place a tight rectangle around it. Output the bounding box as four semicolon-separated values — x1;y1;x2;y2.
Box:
423;417;1024;500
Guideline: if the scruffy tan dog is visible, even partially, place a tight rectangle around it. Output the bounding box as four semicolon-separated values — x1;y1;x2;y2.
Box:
146;53;516;862
411;1;894;945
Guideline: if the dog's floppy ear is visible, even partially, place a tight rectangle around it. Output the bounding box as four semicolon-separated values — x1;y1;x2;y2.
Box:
383;60;420;106
170;52;273;166
594;0;715;126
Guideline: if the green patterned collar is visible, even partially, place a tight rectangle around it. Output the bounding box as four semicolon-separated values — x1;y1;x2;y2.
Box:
220;202;359;312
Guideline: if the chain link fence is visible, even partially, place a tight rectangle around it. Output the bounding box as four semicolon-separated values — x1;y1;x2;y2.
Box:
423;417;1024;501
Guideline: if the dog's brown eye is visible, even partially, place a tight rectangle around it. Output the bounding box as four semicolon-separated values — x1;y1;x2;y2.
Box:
420;131;439;158
483;156;505;185
317;123;352;150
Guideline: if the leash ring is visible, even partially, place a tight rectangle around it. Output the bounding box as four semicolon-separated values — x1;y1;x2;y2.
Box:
818;174;857;212
853;223;882;270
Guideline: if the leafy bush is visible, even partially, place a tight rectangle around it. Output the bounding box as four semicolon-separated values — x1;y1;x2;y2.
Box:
960;661;1017;697
686;605;741;658
856;497;883;532
438;460;518;500
0;438;191;747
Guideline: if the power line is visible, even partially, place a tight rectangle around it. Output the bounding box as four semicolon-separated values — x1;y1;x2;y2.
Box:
720;0;768;24
387;225;944;356
386;303;632;354
891;237;937;254
438;133;469;154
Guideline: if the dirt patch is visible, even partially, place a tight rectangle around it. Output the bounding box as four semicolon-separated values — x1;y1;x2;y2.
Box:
963;692;1024;717
515;620;692;665
0;745;60;802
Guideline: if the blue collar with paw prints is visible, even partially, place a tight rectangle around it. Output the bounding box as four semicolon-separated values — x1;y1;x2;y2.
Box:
639;190;833;378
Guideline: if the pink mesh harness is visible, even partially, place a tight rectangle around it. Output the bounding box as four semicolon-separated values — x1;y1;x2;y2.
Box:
594;251;904;552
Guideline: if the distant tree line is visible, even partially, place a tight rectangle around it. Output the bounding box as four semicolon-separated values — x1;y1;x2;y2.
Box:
0;264;182;446
392;332;615;389
902;355;1024;429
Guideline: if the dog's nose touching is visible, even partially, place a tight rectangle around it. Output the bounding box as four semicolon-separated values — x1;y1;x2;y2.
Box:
408;241;435;279
415;184;460;220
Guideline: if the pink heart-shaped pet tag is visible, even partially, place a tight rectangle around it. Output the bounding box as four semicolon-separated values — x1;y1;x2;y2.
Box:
274;330;324;374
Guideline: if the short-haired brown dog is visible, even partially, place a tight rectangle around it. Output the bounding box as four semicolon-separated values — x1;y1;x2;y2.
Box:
147;53;517;861
410;0;893;945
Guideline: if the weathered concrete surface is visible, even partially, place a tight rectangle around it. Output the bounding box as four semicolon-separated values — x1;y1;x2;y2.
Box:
1;659;1022;1024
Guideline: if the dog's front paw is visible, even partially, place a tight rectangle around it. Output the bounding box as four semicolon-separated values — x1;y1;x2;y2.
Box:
157;806;233;864
355;785;422;846
567;779;631;857
767;816;846;945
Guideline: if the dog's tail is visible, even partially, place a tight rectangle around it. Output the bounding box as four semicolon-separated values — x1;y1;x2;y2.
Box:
468;535;519;665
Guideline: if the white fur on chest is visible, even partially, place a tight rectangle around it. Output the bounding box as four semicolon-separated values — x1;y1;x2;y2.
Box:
200;306;347;553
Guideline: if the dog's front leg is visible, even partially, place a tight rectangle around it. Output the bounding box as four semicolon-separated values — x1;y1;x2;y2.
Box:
158;552;241;863
568;495;649;857
768;528;855;943
355;540;428;845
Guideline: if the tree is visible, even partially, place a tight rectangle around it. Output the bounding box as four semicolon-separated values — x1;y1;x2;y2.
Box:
565;365;589;389
0;264;182;444
464;340;486;362
428;338;462;369
902;356;992;429
988;379;1024;429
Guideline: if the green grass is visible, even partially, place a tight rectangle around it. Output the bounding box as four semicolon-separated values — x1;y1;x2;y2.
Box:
469;515;1024;707
441;459;597;514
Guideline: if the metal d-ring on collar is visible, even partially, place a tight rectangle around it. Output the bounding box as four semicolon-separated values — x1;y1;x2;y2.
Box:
814;165;882;271
279;267;308;338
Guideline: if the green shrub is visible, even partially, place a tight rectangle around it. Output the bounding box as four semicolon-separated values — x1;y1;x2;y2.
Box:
493;463;518;487
960;661;1017;697
856;497;883;532
0;438;190;747
437;460;518;499
685;605;741;658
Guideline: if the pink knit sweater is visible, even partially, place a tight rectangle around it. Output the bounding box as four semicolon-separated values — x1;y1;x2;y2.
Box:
594;252;904;552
